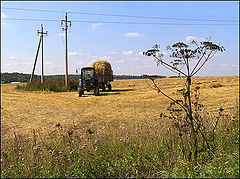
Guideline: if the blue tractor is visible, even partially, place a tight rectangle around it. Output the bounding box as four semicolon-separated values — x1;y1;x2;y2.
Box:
77;67;100;96
77;61;113;97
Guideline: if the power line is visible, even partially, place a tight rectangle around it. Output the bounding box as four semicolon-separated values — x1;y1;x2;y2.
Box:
2;18;238;25
68;11;238;23
2;7;65;13
2;6;238;22
72;20;238;26
3;18;59;22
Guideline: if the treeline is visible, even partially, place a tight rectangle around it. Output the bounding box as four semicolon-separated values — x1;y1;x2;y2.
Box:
0;73;80;83
1;72;166;84
1;73;38;83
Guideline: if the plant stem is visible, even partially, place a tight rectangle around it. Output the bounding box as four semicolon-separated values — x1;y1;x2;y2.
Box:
186;76;198;163
154;56;187;77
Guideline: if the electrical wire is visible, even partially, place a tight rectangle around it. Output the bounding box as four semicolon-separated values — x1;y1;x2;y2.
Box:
2;18;238;26
68;11;238;22
3;18;59;22
2;6;238;22
72;20;238;25
2;7;66;13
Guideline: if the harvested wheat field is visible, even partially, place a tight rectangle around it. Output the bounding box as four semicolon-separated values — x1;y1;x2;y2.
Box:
1;76;239;142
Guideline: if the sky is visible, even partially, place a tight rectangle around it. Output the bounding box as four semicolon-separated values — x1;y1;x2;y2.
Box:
1;1;239;76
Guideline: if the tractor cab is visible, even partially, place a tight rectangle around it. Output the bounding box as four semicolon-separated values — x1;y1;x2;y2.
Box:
81;67;95;79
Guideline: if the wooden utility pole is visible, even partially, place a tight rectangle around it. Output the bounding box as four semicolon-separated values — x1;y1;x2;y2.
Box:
39;24;48;84
30;24;47;83
30;37;42;82
61;13;71;87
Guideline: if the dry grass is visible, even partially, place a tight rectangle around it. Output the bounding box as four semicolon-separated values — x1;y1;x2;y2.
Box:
1;76;239;142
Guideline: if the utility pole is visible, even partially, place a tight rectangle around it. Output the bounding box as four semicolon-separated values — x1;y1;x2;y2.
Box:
30;36;42;82
61;13;71;87
38;24;48;84
30;24;47;83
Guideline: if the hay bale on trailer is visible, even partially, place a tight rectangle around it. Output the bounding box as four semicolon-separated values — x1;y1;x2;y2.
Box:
92;61;112;72
91;61;113;83
91;61;113;90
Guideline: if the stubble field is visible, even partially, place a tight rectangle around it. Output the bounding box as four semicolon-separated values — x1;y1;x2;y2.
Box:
1;76;238;142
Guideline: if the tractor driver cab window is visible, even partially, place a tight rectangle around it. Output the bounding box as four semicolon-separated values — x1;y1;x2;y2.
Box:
83;70;94;78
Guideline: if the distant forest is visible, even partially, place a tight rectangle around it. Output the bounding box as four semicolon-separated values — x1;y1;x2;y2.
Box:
1;72;165;83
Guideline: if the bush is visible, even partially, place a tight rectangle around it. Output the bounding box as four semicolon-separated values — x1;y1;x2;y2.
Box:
16;79;79;92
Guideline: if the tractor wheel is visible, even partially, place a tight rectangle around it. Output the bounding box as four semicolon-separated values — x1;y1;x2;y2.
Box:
78;87;83;97
102;84;106;91
108;84;112;91
94;86;100;96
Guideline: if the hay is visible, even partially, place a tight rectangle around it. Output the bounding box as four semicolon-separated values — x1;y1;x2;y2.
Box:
91;61;112;72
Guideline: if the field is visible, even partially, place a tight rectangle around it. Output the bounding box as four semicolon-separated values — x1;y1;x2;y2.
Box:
1;76;239;141
1;76;239;178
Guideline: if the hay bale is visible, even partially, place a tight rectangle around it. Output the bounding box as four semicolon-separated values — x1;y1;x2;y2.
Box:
91;61;113;82
91;61;112;72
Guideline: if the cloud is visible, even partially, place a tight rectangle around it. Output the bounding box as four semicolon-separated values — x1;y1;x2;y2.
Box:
185;36;207;43
1;22;10;27
160;51;167;56
56;33;65;37
122;50;133;55
117;59;125;63
1;13;8;19
77;61;86;66
176;27;183;30
21;62;32;65
92;23;103;29
108;51;118;55
214;53;223;57
91;56;98;59
8;56;17;59
24;57;34;61
232;64;238;67
99;56;111;60
124;32;144;37
136;52;146;56
90;56;111;60
69;51;84;56
1;13;10;28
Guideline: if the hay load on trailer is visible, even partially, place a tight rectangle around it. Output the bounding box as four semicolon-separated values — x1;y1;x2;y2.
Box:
91;61;113;91
92;60;112;73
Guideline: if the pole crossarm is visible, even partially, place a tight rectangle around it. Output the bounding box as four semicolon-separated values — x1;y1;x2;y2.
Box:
61;13;72;31
37;24;48;36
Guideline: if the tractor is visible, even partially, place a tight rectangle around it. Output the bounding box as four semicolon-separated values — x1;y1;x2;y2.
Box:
77;61;113;96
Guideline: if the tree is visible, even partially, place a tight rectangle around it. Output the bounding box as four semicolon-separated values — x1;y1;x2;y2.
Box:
143;38;225;163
